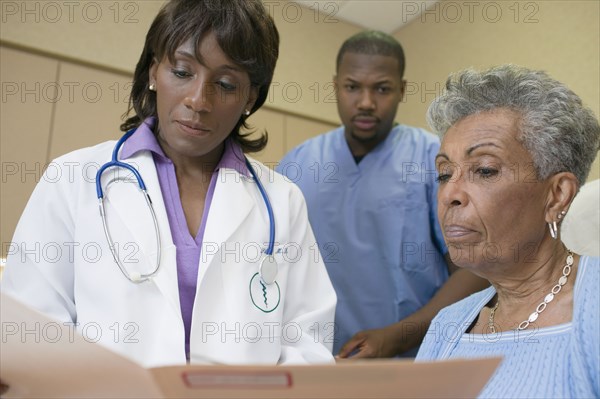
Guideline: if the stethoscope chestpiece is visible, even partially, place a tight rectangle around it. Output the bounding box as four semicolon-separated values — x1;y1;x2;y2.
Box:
259;255;278;285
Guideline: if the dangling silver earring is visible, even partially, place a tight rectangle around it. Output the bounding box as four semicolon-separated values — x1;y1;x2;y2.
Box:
244;109;250;116
548;221;558;239
149;83;156;91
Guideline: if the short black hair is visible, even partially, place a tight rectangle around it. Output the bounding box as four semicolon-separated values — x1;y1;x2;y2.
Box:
336;30;405;79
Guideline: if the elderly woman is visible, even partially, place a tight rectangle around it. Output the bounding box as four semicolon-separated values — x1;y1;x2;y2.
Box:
416;65;599;398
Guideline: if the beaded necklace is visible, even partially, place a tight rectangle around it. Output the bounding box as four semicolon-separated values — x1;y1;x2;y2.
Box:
488;250;574;333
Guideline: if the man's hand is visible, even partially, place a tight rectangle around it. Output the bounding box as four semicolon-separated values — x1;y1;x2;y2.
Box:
336;268;489;361
336;326;401;359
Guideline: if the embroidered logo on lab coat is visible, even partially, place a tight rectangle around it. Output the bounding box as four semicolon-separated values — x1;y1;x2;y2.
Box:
249;273;281;313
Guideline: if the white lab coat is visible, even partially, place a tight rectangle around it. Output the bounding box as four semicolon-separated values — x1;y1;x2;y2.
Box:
2;140;337;367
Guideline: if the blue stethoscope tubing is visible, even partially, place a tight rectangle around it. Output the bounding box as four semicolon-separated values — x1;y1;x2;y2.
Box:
244;157;278;285
96;129;161;283
96;128;277;285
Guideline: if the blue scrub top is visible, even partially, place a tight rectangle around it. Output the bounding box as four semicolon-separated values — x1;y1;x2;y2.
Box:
277;125;448;355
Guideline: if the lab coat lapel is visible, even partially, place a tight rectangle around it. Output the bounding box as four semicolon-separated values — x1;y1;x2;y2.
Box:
103;151;181;315
198;169;254;283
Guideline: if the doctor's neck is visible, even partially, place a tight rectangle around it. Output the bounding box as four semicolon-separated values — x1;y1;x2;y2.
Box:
157;135;224;180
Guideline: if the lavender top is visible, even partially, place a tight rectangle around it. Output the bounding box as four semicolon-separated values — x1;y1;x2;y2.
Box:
121;118;249;359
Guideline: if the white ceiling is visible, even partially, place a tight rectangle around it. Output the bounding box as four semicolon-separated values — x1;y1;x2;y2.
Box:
292;0;439;34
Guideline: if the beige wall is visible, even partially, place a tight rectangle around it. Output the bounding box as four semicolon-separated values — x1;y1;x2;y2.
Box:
393;0;600;181
0;0;360;123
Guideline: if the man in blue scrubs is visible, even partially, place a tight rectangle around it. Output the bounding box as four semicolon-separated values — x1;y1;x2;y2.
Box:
276;31;487;358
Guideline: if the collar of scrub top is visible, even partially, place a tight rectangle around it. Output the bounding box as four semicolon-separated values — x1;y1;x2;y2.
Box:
120;118;251;178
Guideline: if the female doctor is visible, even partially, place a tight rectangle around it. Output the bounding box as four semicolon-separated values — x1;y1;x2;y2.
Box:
2;0;336;367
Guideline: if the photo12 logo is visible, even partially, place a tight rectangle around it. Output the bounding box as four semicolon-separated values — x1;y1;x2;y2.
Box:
1;2;140;24
402;1;540;24
2;321;140;344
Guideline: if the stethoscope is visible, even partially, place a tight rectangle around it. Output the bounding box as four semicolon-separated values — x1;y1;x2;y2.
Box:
95;128;278;285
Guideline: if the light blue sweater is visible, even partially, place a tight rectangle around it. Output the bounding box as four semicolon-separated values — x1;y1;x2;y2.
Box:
416;256;599;398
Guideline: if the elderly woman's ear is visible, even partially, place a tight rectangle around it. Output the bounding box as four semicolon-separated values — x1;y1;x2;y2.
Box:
544;172;579;224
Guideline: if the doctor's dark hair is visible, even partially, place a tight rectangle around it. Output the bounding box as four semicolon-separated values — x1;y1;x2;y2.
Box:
336;30;405;79
120;0;279;153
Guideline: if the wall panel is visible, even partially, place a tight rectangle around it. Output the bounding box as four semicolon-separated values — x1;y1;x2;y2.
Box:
245;108;286;167
50;62;132;159
1;47;58;256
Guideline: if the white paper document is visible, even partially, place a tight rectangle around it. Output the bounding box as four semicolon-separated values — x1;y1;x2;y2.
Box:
0;292;501;398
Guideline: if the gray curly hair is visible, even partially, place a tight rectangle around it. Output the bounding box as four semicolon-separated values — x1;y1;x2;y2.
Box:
427;65;600;185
